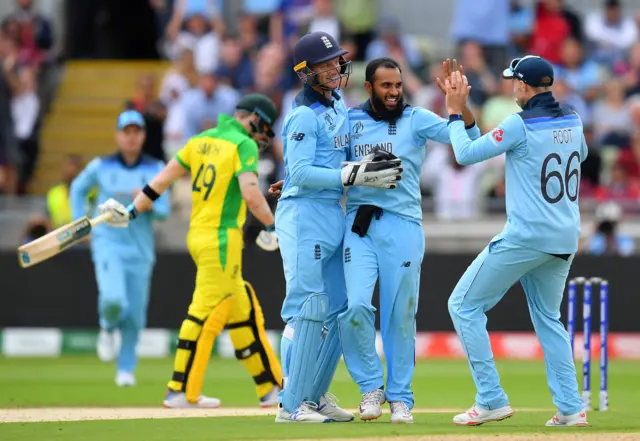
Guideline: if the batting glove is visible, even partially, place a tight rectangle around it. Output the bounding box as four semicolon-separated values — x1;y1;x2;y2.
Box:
256;225;279;251
98;198;130;228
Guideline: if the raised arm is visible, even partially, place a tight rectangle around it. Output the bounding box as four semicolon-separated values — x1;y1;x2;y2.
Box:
70;158;100;220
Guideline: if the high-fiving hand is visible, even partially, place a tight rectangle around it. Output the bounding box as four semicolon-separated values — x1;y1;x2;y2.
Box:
444;71;471;116
436;58;464;96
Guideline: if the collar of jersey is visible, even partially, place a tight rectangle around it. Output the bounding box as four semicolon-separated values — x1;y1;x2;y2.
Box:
303;83;341;108
218;113;249;136
359;99;410;122
115;152;143;169
522;91;558;111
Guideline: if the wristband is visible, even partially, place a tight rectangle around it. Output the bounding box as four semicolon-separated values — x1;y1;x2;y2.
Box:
265;224;275;233
448;114;463;125
142;184;160;201
127;204;138;220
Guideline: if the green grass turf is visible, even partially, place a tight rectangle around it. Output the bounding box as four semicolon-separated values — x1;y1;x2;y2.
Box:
0;357;639;440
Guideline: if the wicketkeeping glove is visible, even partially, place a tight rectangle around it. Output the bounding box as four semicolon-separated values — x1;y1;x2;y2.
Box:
98;198;130;228
341;156;403;189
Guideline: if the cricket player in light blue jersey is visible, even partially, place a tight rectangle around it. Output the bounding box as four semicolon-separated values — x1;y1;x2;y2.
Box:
338;58;480;424
275;32;403;423
70;110;170;387
444;56;588;427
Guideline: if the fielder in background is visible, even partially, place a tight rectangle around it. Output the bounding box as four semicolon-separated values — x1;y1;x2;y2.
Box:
69;110;170;387
275;32;403;423
98;94;283;408
444;56;589;427
339;58;480;424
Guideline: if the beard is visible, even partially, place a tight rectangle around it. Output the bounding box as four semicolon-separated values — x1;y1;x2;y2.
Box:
371;93;406;121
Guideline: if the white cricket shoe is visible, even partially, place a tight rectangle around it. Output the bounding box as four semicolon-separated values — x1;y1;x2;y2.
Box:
359;389;386;421
453;404;514;426
317;393;354;422
97;329;116;362
545;411;588;427
275;402;330;423
259;385;281;408
163;391;221;408
390;401;414;424
115;371;136;387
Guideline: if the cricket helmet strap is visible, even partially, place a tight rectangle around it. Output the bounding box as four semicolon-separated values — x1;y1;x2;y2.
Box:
293;31;351;91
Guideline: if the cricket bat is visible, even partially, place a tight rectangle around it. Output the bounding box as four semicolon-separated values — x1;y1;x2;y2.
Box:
17;212;113;268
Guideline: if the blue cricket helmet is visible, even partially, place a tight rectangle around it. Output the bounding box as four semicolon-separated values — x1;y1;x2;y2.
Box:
293;31;351;90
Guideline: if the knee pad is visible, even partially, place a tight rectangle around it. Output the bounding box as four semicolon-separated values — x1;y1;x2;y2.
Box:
183;295;233;402
226;282;283;395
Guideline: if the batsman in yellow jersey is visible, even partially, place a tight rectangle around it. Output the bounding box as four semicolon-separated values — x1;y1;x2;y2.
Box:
98;94;283;408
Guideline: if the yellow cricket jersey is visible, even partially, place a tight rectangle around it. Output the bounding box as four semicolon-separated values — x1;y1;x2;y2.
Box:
175;114;259;231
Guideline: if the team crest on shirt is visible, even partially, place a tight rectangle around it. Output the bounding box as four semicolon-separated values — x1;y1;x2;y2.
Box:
351;121;364;140
324;113;336;131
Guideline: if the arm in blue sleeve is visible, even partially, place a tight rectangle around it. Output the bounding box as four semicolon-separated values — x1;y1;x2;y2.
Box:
448;114;526;166
286;108;342;188
69;158;100;220
580;132;589;163
412;107;481;145
151;162;171;221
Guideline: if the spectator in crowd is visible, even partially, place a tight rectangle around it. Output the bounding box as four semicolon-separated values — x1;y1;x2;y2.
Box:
179;71;240;140
300;0;346;43
365;15;425;74
458;40;498;108
125;74;167;162
270;0;314;49
237;11;269;56
164;7;221;74
622;42;640;97
12;66;39;194
215;36;255;93
46;155;84;229
580;126;603;196
160;49;198;158
5;0;54;67
585;0;637;67
581;201;635;256
480;77;521;133
528;0;582;65
242;0;280;38
411;64;447;118
552;76;591;126
595;161;640;208
592;78;632;148
0;30;19;195
252;41;288;109
335;0;377;61
508;0;534;59
615;131;640;184
451;0;510;70
553;38;601;102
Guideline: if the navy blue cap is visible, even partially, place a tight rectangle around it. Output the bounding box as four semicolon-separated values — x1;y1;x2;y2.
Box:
293;31;348;73
502;55;555;87
117;110;145;130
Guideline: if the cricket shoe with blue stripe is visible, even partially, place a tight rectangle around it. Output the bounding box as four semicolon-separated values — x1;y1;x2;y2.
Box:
275;402;330;423
359;388;386;421
163;390;221;408
317;393;354;422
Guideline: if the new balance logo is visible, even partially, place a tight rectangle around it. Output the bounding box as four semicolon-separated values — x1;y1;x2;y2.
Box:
401;261;411;267
344;247;351;263
321;36;333;48
290;132;305;141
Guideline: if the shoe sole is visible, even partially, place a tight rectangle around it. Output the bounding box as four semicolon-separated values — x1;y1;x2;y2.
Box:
163;402;221;409
546;422;589;427
260;401;278;408
325;416;355;422
360;411;382;421
275;417;331;423
453;411;515;426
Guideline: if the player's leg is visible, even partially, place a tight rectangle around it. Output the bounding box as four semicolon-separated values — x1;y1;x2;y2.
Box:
313;243;353;422
163;231;235;408
274;199;334;423
337;212;382;421
115;260;153;387
93;255;127;363
375;214;424;424
520;257;587;426
448;239;542;425
227;279;283;408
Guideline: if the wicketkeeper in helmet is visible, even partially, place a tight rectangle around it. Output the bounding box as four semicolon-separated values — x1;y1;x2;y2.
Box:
273;31;403;423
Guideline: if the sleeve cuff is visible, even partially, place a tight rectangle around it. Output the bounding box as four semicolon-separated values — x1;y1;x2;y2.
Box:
448;114;463;125
465;121;477;130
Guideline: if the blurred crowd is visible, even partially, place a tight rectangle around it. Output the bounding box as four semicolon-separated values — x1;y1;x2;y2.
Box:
4;0;640;256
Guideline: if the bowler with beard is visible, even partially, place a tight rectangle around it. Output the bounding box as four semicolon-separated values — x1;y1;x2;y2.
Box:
338;57;480;423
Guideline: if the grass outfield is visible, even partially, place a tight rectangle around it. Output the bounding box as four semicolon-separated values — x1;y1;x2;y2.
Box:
0;357;639;440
